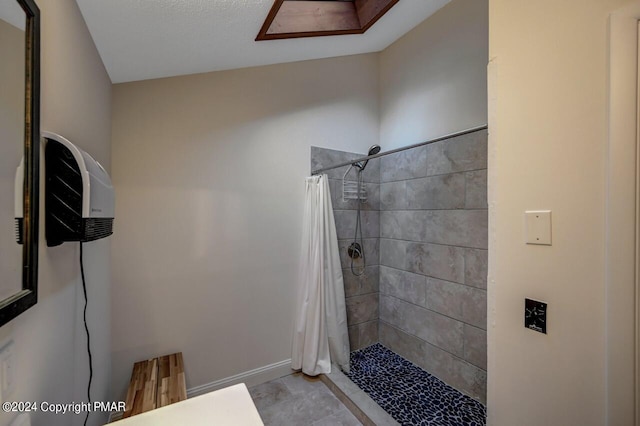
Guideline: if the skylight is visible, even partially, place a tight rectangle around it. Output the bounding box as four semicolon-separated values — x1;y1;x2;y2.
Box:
256;0;399;41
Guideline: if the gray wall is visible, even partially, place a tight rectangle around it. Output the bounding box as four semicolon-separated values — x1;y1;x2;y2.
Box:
379;0;488;150
372;0;488;404
310;147;380;351
378;130;488;403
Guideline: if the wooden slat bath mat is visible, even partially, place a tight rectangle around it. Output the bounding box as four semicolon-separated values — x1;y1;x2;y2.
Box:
123;352;186;418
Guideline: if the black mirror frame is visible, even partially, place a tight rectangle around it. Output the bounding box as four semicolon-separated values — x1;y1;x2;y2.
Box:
0;0;40;327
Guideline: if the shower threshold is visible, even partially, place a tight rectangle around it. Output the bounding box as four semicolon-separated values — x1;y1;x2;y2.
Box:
321;364;398;426
321;344;486;426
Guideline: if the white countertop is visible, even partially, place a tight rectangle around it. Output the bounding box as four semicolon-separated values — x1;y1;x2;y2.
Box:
108;383;264;426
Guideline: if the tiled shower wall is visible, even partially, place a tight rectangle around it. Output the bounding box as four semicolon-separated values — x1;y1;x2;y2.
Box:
310;129;487;402
378;130;488;402
310;147;381;351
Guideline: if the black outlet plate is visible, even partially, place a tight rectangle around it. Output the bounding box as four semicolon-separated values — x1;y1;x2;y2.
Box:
524;298;547;334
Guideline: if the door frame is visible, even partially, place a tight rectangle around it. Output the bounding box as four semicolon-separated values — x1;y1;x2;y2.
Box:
606;4;640;424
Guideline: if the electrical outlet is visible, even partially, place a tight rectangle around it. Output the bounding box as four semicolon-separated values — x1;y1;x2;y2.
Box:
524;298;547;334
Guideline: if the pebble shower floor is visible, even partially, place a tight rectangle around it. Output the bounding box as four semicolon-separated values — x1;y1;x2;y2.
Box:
345;344;486;426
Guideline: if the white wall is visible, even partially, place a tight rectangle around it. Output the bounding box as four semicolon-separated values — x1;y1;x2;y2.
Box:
606;3;640;422
110;54;379;399
488;0;632;425
379;0;488;150
0;0;113;425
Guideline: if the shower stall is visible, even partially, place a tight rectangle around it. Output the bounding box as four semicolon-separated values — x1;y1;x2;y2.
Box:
310;126;488;425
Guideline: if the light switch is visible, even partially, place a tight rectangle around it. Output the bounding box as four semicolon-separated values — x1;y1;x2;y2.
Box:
525;210;552;245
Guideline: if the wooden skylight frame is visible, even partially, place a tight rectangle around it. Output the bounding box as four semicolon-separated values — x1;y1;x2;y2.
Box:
256;0;400;41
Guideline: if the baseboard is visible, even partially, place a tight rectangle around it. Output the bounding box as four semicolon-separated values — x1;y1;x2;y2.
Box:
187;358;293;398
108;359;292;422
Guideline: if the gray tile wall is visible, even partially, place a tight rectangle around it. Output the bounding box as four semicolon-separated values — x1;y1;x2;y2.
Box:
378;130;488;404
311;147;381;351
310;130;487;403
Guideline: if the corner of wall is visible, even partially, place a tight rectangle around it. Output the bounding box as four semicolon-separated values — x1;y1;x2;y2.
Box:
0;0;113;425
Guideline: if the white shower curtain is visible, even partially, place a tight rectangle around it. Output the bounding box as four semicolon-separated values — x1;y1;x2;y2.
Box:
292;174;350;375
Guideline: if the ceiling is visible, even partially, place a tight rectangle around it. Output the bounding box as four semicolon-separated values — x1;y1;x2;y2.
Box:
75;0;449;84
0;0;25;30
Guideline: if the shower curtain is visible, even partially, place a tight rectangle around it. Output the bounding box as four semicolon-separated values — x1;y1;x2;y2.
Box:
292;174;350;375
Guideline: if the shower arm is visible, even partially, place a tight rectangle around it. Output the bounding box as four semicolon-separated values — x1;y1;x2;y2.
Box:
311;124;488;176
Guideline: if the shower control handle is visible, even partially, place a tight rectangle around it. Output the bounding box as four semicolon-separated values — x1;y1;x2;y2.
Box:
347;242;362;259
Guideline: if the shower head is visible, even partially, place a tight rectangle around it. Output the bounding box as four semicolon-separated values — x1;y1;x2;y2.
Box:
354;145;381;171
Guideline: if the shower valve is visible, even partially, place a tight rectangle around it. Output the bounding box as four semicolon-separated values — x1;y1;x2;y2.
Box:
347;242;362;259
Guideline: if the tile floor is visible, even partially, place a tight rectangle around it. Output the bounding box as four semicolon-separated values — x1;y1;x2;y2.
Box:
249;372;363;426
346;344;486;425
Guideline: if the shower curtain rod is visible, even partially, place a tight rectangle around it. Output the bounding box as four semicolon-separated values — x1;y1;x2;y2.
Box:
311;124;488;175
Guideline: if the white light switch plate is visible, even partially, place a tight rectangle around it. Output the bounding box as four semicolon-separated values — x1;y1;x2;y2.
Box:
525;210;552;245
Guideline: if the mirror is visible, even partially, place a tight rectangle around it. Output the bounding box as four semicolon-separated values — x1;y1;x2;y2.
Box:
0;0;39;327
